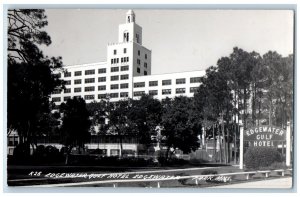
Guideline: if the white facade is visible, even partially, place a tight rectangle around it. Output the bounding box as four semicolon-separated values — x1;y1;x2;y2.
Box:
50;10;205;104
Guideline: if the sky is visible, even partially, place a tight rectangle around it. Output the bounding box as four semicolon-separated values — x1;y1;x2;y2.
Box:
40;9;294;74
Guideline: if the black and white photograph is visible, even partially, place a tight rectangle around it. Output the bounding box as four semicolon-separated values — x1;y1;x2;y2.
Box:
5;6;295;190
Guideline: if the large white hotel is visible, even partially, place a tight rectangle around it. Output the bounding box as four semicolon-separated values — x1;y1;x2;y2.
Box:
50;10;205;104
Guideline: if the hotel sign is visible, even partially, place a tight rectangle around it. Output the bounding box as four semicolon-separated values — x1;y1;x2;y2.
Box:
244;126;286;147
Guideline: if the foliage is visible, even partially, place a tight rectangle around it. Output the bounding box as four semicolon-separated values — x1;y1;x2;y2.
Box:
7;9;64;152
128;94;162;146
8;9;51;63
244;147;283;170
161;96;200;157
59;97;91;162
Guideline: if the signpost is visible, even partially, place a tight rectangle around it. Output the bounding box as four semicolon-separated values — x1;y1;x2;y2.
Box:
239;124;291;169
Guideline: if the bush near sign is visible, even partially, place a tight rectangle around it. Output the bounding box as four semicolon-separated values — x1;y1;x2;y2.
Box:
244;126;286;147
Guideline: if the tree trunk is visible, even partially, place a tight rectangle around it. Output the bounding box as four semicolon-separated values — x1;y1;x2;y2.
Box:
65;146;72;165
234;123;237;164
218;126;222;163
221;112;227;164
252;83;256;126
269;99;272;126
119;133;123;158
213;124;216;162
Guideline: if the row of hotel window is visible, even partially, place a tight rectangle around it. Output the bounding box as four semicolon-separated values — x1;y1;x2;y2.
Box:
51;87;199;102
111;57;129;64
113;48;148;59
56;77;201;89
62;66;130;78
55;84;198;94
134;77;201;87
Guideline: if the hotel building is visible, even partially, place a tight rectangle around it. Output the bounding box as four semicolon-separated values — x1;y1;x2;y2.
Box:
50;10;205;105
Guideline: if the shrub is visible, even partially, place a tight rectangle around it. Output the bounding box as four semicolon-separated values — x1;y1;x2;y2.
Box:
244;147;283;170
201;169;218;175
175;173;189;185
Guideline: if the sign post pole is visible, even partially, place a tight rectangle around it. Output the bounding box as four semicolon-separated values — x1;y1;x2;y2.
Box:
239;126;244;169
286;121;291;167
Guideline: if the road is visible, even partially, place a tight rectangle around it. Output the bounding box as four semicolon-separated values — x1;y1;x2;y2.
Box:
211;177;292;188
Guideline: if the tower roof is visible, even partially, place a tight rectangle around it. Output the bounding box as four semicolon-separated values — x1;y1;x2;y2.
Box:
127;10;135;15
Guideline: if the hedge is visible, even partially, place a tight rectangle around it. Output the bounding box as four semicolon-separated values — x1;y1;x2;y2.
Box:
244;147;283;170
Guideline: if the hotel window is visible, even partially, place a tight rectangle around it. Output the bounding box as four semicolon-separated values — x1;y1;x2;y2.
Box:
98;77;106;82
52;89;61;94
145;54;147;59
98;68;106;74
85;69;95;75
85;78;95;83
98;85;106;91
120;83;128;89
144;62;147;68
111;59;114;64
124;48;127;54
190;77;201;83
114;49;117;55
190;87;198;93
134;91;145;96
74;71;82;76
137;59;141;65
74;79;82;84
65;80;71;85
144;71;147;75
176;88;186;94
64;96;71;101
64;88;71;93
111;84;119;90
111;67;119;72
111;75;119;81
52;97;61;102
138;50;140;56
121;65;129;71
74;87;81;92
149;81;158;87
120;92;128;98
162;89;171;95
137;67;140;73
85;86;95;92
162;79;171;86
113;58;118;64
64;72;71;77
126;57;129;62
176;78;186;84
149;90;158;96
84;95;95;100
110;93;119;98
134;82;145;88
98;94;106;99
121;74;129;80
55;73;61;78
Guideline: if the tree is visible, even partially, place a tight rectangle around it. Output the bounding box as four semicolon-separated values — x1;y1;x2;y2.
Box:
127;94;162;150
8;9;51;63
262;52;293;127
107;99;133;157
161;96;200;159
194;66;233;163
7;9;64;154
59;97;91;164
